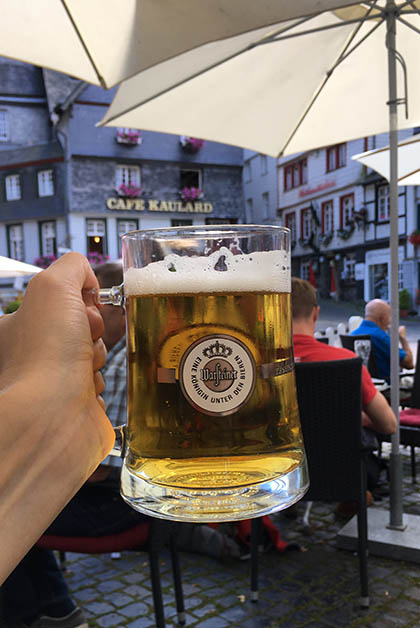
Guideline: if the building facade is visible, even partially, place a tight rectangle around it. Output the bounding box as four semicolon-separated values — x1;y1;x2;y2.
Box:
0;59;245;276
276;132;420;309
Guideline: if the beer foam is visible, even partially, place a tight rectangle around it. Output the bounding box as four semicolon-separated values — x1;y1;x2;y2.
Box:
124;248;290;295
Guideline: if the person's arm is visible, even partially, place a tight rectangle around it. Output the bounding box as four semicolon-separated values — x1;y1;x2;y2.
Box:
0;253;115;584
364;390;397;434
399;326;414;370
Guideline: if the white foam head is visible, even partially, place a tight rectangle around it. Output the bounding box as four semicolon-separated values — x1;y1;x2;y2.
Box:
124;248;290;295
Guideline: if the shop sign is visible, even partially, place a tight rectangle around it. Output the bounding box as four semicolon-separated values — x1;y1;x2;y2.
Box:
299;181;335;198
106;197;213;213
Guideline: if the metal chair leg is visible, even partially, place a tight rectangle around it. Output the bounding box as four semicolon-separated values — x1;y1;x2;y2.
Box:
169;529;186;625
250;518;262;602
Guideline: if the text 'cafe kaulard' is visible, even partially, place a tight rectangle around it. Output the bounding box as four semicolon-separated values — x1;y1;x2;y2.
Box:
106;197;214;214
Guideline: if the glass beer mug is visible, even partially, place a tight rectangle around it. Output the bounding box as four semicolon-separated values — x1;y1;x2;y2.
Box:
100;225;309;521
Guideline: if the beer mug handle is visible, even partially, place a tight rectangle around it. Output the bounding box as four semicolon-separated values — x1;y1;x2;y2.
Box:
96;283;126;458
97;284;125;306
110;425;127;458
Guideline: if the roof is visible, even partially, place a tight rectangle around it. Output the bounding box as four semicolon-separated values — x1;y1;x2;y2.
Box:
0;141;63;169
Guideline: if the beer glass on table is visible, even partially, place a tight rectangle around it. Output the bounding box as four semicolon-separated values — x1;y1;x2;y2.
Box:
101;225;309;522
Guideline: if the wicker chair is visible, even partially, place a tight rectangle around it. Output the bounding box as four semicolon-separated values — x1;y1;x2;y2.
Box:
340;334;382;379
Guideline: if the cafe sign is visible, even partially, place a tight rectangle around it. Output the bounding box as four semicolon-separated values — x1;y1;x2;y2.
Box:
106;197;213;214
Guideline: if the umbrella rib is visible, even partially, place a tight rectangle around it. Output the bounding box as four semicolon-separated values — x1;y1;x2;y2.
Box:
60;0;106;88
399;166;420;182
397;14;420;37
280;18;383;157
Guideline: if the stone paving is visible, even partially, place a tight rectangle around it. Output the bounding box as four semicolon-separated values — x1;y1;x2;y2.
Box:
60;444;420;628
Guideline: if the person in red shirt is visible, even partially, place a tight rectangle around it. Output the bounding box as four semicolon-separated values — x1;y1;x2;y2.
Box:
292;277;396;436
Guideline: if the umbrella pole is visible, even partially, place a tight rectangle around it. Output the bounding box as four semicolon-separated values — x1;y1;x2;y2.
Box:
387;0;405;531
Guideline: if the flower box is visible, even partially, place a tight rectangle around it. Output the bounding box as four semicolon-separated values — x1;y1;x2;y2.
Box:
116;129;142;146
180;135;205;153
180;186;203;202
117;183;143;198
87;252;110;266
34;254;57;269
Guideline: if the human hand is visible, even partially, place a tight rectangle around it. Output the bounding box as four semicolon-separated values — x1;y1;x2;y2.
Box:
0;252;115;495
399;325;407;341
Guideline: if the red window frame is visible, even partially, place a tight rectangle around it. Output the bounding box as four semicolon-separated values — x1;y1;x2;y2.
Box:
321;200;334;234
285;211;296;241
340;193;354;228
326;143;346;172
300;207;312;239
284;158;308;191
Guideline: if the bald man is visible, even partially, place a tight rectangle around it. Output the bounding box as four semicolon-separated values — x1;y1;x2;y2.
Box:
351;299;414;381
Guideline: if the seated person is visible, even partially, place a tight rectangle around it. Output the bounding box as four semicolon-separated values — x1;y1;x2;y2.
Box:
292;278;397;438
350;299;413;380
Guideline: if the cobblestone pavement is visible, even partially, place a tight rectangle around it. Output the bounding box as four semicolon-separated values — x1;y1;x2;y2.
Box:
60;444;420;628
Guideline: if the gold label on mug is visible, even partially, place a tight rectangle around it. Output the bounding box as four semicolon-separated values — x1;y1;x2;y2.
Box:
179;334;256;416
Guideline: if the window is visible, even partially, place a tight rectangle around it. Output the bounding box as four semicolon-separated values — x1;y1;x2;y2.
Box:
343;255;356;281
321;200;334;233
40;221;57;256
5;174;21;201
86;219;107;255
0;109;8;141
301;261;310;281
300;207;313;240
262;192;269;219
284;158;307;191
340;193;354;228
180;168;201;189
244;161;251;182
260;154;268;175
117;219;138;256
377;185;390;221
285;212;296;243
38;169;54;197
326;143;346;172
115;165;141;189
171;219;193;227
7;224;24;261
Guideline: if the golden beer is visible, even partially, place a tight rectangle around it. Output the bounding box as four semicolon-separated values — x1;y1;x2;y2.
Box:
117;227;308;521
125;290;304;491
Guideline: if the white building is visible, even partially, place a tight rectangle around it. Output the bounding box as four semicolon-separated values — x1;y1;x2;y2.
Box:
245;129;420;309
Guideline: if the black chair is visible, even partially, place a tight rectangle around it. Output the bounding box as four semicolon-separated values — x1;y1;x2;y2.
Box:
37;519;185;627
340;334;382;379
377;339;420;482
250;358;369;608
317;336;329;345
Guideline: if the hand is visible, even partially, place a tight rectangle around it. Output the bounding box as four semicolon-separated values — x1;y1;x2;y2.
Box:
0;253;115;582
399;325;407;341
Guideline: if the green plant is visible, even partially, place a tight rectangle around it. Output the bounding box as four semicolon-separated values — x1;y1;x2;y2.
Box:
4;300;21;313
399;289;411;311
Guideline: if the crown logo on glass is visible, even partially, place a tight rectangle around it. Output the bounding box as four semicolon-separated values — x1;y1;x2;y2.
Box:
202;341;232;359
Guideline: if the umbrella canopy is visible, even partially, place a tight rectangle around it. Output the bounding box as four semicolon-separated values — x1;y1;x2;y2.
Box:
353;135;420;185
0;0;359;89
100;0;420;531
0;256;41;278
100;2;420;156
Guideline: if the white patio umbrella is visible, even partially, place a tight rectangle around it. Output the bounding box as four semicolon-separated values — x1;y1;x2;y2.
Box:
0;255;41;278
353;135;420;185
0;0;359;88
100;0;420;533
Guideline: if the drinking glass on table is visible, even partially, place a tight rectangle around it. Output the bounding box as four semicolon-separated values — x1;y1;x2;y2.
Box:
100;225;309;522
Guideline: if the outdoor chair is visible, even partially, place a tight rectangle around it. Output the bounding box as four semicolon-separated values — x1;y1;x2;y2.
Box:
340;334;382;379
377;339;420;482
250;358;370;608
37;518;185;627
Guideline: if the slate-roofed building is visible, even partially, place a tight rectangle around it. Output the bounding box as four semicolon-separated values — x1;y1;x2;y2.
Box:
0;58;245;275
